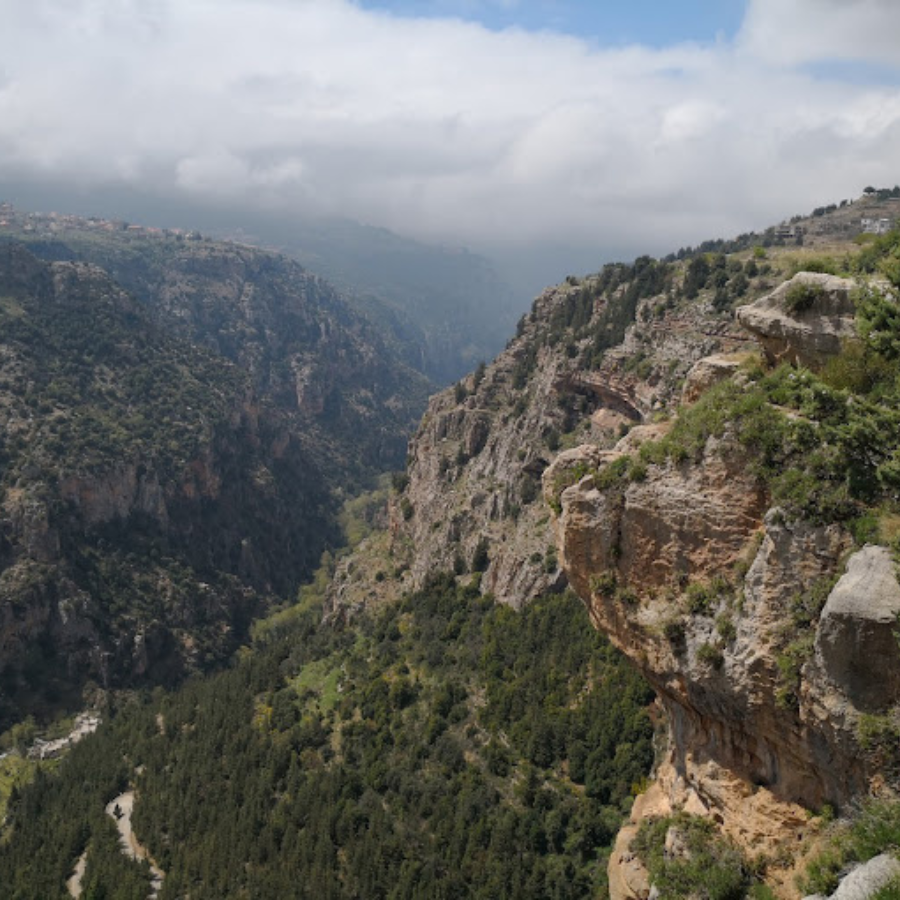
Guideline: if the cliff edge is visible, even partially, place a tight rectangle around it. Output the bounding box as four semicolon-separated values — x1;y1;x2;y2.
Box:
546;267;900;897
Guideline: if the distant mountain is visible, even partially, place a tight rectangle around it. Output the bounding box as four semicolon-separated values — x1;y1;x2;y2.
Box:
0;242;340;726
0;208;433;728
239;215;525;384
0;205;432;483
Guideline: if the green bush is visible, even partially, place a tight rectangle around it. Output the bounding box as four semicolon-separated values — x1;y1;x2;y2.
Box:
633;814;748;900
663;617;686;646
697;643;724;670
783;280;827;314
686;582;715;615
800;800;900;896
590;571;618;596
716;614;737;643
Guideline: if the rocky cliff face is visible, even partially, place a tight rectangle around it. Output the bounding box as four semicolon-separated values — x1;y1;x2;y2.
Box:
545;271;900;896
327;256;755;617
322;222;900;895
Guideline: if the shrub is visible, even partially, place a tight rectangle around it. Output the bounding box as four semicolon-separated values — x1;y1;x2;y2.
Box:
697;642;724;670
633;813;748;900
593;456;631;490
543;546;558;573
716;614;737;643
590;571;618;596
783;280;827;314
471;537;490;573
663;617;686;646
686;582;715;615
774;634;814;710
520;476;539;505
800;800;900;896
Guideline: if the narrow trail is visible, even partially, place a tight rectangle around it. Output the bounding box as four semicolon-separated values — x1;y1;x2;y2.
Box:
105;791;165;899
66;851;87;898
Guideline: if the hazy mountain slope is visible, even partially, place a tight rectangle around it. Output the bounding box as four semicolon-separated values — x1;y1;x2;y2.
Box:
1;205;432;483
262;216;524;384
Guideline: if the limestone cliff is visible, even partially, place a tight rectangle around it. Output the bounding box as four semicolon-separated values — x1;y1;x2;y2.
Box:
326;256;756;617
545;269;900;897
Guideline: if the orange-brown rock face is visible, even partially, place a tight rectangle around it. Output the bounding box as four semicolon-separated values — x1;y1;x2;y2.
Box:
551;436;767;601
545;436;890;896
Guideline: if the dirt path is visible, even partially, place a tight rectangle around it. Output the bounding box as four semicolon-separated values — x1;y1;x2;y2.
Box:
105;791;165;898
66;850;88;898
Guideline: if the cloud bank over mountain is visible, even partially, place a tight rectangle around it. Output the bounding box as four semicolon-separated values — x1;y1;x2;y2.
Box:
1;0;899;261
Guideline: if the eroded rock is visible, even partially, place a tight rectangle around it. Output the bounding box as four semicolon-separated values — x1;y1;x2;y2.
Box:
681;354;747;405
827;853;900;900
736;272;858;367
816;545;900;712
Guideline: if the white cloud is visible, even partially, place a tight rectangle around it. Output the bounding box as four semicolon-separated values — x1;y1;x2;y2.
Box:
738;0;900;68
0;0;899;261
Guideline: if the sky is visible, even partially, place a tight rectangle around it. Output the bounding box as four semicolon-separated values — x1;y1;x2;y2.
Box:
1;0;900;281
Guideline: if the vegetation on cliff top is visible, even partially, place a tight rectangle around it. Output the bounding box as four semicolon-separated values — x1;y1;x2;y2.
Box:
633;813;753;900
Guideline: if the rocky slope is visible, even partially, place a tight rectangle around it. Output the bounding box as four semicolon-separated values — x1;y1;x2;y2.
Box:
327;254;757;617
0;242;338;728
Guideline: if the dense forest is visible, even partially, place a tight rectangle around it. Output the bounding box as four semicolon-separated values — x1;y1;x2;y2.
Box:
0;583;653;899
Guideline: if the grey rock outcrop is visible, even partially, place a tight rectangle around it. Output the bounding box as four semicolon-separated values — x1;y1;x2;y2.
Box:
816;545;900;712
804;853;900;900
736;272;858;367
326;265;754;618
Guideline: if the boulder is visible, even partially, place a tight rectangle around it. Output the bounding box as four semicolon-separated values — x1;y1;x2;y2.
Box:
816;545;900;712
736;272;858;367
829;853;900;900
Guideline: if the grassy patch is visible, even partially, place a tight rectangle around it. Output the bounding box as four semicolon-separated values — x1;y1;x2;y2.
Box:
0;754;38;822
290;658;344;713
0;294;25;318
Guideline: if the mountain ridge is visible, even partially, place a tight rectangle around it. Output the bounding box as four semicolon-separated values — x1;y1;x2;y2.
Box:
2;193;900;898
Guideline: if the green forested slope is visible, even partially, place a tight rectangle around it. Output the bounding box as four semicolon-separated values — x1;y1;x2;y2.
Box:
0;583;653;899
4;212;432;482
0;243;337;727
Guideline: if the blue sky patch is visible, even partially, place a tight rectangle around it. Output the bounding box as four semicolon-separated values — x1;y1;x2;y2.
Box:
356;0;747;47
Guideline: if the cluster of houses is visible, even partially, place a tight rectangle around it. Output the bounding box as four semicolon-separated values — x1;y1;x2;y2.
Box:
860;216;895;235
